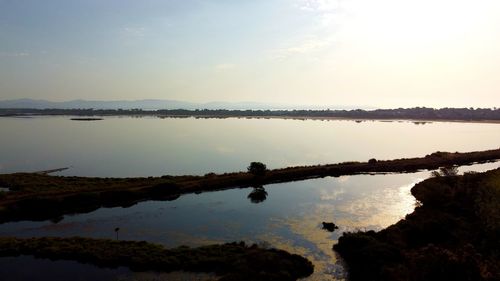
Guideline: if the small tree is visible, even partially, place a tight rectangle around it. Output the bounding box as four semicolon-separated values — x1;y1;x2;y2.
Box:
247;162;267;176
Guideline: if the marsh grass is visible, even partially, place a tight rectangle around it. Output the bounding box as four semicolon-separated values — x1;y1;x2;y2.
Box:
0;237;314;281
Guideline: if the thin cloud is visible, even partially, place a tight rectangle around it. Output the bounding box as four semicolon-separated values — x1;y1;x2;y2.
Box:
296;0;343;29
121;26;147;37
270;39;331;59
276;0;342;61
0;52;30;57
214;63;236;71
296;0;340;12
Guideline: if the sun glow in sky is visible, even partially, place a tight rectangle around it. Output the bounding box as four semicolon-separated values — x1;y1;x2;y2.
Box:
1;0;499;108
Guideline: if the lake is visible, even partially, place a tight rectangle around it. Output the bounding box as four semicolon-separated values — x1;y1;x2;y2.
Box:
0;116;499;280
1;116;499;176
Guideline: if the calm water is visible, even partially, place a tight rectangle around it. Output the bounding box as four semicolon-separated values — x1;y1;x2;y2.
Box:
0;116;499;176
0;256;215;281
0;116;499;280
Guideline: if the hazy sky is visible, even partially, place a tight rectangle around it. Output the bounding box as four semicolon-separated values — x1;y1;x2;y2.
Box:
1;0;499;108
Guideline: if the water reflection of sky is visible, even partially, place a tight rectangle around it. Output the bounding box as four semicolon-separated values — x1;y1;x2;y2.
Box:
0;255;216;281
1;162;498;280
0;116;499;177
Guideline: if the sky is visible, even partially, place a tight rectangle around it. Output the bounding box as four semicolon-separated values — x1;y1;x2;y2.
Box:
1;0;499;108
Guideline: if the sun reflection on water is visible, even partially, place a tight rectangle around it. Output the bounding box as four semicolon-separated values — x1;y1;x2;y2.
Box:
335;179;422;230
257;176;424;280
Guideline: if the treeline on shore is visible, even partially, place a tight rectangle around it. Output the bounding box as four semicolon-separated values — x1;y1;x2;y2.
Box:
1;107;500;121
334;167;500;281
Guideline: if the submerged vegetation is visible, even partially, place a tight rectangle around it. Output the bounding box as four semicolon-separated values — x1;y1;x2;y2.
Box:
0;237;314;281
334;167;500;281
0;148;499;223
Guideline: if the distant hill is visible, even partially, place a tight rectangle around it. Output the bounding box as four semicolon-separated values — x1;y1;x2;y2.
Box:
0;98;353;110
0;99;200;110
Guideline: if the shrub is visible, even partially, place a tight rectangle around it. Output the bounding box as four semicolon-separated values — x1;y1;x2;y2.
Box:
431;166;458;177
204;172;216;178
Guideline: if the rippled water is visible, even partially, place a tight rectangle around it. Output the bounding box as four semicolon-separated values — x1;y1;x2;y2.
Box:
0;116;499;280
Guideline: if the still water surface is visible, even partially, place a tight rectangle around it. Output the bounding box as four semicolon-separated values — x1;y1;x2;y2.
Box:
1;116;499;176
0;117;499;280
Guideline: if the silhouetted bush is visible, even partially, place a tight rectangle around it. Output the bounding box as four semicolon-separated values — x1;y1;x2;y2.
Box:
247;162;267;176
431;166;458;177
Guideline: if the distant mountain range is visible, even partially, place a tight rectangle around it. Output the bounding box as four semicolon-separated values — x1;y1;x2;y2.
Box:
0;99;359;110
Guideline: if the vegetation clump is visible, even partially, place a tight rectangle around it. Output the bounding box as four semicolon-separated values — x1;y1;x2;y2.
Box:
247;162;267;176
321;222;339;232
0;237;314;281
431;165;459;177
334;167;500;281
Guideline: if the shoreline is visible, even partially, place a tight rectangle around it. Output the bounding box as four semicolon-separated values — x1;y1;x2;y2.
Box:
161;114;500;124
2;113;500;124
0;148;499;223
